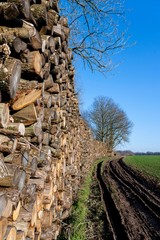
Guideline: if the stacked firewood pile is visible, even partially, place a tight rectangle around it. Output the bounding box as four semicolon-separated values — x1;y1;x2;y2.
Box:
0;0;109;239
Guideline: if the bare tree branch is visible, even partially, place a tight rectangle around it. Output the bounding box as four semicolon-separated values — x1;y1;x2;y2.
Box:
59;0;127;73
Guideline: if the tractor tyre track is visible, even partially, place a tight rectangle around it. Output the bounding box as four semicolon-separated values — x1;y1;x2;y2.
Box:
96;159;160;240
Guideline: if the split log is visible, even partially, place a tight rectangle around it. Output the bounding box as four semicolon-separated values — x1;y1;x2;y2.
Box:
36;193;43;214
16;230;25;240
59;16;68;27
22;20;42;50
21;151;29;167
21;51;43;79
47;83;60;93
42;92;52;108
42;62;51;79
47;9;59;31
0;194;7;218
3;154;14;163
0;58;21;100
0;164;25;188
12;103;37;126
62;26;70;38
18;79;39;91
35;219;42;234
7;0;30;19
0;103;9;128
30;157;38;176
0;217;8;240
50;52;59;66
62;41;68;53
0;144;12;154
31;201;37;227
42;132;50;146
27;177;45;190
4;226;17;240
54;37;61;50
43;181;53;204
52;24;62;37
0;24;41;50
0;43;11;57
31;4;48;26
1;198;12;218
41;35;55;53
67;48;73;62
41;210;52;228
12;89;42;110
12;37;27;53
11;221;29;236
61;209;70;220
12;201;21;221
0;2;19;20
38;74;53;90
13;168;26;191
27;226;35;239
0;158;9;178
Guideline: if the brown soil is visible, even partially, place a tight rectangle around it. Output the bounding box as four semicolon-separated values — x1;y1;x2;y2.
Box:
96;158;160;240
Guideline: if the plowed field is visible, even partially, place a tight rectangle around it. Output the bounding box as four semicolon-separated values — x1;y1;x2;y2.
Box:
96;158;160;240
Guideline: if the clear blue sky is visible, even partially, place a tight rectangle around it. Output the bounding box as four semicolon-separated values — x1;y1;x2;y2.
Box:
75;0;160;152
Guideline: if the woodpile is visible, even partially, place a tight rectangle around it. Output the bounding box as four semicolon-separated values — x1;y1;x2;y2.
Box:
0;0;109;239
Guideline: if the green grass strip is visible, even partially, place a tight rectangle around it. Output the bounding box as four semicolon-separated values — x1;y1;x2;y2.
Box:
70;157;109;240
124;155;160;180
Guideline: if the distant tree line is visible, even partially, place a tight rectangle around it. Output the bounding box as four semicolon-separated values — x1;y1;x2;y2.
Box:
117;151;160;156
134;152;160;156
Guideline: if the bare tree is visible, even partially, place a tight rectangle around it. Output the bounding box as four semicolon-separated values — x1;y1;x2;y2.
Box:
82;96;133;150
59;0;126;73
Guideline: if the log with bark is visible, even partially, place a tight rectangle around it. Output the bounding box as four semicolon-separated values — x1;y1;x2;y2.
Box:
7;0;31;19
0;217;8;240
31;4;48;27
0;58;21;100
0;2;20;20
12;103;37;126
0;123;25;136
12;89;42;110
21;51;43;79
0;103;9;128
0;21;42;50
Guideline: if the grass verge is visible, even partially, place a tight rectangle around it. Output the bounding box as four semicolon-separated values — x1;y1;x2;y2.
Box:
124;155;160;180
58;157;109;240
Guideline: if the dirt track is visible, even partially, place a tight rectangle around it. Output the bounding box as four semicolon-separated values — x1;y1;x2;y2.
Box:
96;158;160;240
